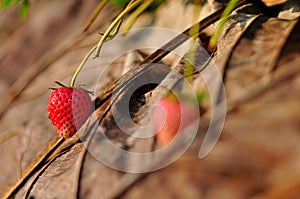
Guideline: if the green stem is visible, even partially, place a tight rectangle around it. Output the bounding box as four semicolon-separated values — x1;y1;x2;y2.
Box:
109;18;123;38
109;0;138;38
70;44;97;87
70;0;144;87
94;0;143;57
122;0;153;32
103;0;136;39
209;0;239;49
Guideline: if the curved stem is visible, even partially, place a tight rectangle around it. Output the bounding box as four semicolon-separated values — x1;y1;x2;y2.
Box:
94;0;143;57
70;44;97;87
70;0;143;87
122;0;153;32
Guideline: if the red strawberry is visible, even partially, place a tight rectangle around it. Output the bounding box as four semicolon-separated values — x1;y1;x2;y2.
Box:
152;94;198;146
48;87;92;138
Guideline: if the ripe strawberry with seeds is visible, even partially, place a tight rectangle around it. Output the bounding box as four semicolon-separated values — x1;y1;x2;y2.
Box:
48;86;92;138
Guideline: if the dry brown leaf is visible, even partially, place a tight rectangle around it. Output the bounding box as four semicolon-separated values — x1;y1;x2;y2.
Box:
15;144;84;199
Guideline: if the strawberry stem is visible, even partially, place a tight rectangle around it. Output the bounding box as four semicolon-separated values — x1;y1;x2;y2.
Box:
70;44;98;87
94;0;143;57
70;0;143;87
71;0;145;87
122;0;153;32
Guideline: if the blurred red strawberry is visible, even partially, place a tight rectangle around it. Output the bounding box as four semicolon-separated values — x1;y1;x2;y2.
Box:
152;94;199;146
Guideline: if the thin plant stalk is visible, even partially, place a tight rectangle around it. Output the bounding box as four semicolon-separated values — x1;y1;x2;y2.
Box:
122;0;154;32
71;0;143;87
70;45;97;87
94;0;143;57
